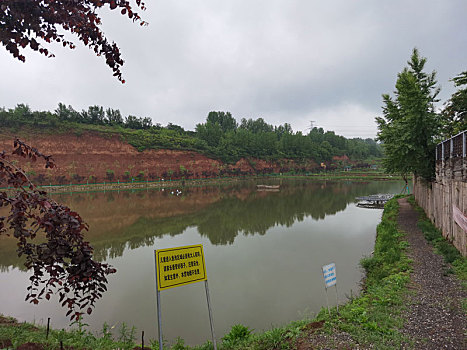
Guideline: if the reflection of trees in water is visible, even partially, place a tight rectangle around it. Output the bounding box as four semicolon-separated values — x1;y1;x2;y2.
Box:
91;180;402;258
0;254;26;272
0;180;403;268
195;181;384;244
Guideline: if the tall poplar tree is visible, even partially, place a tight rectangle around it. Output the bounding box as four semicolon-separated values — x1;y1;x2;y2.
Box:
376;48;441;182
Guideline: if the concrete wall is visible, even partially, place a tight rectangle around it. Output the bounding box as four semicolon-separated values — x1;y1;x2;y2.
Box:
413;157;467;256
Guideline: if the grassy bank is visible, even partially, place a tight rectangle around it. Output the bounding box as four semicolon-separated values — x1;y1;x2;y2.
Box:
407;196;467;297
0;318;142;350
0;197;414;349
305;197;413;349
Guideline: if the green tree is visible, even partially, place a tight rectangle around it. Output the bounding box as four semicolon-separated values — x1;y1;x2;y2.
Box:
12;103;32;120
443;71;467;136
125;115;143;129
105;108;124;126
85;105;106;125
55;103;80;122
196;120;223;148
239;117;274;133
207;111;238;132
166;122;185;133
274;123;293;139
376;48;441;182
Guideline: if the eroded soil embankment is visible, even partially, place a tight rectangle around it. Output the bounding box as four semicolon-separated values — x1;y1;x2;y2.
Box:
0;131;318;185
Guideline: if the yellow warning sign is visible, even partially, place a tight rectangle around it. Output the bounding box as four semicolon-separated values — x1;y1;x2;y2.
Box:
155;244;207;291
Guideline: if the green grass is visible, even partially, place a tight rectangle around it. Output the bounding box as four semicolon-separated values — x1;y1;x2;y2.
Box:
0;315;310;350
0;319;138;350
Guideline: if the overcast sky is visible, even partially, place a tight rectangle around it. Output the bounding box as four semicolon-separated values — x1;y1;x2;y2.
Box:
1;0;466;138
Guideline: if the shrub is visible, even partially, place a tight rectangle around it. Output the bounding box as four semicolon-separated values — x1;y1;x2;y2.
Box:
136;171;145;180
222;324;252;349
106;169;115;181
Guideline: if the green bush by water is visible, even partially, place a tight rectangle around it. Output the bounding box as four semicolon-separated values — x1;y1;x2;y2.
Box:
221;324;252;349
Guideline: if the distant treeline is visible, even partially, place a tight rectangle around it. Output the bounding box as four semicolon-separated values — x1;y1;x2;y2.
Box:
0;104;382;163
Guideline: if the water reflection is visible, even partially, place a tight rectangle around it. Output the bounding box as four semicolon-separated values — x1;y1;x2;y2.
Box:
0;180;406;270
0;179;407;345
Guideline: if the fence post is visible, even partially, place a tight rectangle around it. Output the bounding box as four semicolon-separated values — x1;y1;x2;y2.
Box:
463;131;466;158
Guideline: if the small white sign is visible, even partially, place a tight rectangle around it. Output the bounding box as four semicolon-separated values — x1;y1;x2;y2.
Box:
322;263;337;288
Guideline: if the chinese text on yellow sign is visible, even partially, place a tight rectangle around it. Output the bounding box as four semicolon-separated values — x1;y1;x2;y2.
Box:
155;244;207;291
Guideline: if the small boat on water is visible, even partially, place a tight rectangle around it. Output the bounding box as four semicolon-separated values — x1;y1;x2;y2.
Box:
256;185;280;190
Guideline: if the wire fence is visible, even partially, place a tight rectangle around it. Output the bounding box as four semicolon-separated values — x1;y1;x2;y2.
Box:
436;130;467;160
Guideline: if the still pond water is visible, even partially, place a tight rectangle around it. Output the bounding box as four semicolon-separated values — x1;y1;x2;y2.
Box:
0;179;407;345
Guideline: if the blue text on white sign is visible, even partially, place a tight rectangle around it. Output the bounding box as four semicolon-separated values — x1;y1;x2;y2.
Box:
322;263;337;288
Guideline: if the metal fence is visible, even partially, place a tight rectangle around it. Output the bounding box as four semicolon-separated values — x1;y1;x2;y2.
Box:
436;130;467;161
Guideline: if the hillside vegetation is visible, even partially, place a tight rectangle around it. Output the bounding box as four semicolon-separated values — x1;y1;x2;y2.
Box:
0;105;382;164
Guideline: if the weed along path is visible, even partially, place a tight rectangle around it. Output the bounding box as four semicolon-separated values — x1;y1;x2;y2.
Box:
397;198;466;349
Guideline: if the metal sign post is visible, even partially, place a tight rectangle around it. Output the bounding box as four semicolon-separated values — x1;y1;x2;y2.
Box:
324;286;331;316
154;244;216;350
204;280;217;350
154;256;163;350
334;283;339;315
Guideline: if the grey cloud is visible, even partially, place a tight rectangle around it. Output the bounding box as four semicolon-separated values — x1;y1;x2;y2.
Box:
0;0;465;137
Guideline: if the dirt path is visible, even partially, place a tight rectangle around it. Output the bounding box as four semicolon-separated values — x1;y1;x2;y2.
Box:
397;197;466;349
